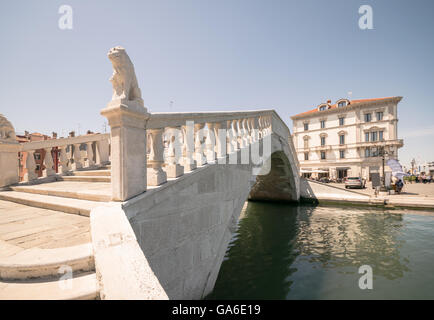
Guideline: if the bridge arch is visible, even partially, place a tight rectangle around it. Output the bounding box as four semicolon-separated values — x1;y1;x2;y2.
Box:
121;110;300;299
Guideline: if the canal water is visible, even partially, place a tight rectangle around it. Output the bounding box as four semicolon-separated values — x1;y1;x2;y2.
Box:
207;202;434;299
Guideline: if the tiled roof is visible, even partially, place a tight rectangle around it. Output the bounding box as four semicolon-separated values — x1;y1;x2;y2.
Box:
291;97;400;119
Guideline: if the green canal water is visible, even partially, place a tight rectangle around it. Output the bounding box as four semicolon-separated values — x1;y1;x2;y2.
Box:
207;202;434;300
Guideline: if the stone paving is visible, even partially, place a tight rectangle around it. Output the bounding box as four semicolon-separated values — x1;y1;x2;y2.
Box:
0;200;90;258
328;181;434;197
320;181;434;209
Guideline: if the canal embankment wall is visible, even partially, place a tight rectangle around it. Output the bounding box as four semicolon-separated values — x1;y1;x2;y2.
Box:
300;178;434;210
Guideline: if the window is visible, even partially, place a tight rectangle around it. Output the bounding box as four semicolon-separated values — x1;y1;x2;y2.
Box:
376;112;383;121
304;152;309;160
321;151;326;160
339;117;345;126
372;148;379;157
304;123;309;131
365;148;371;158
319;106;327;111
321;136;326;146
34;153;41;160
365;132;370;142
364;113;372;122
303;136;309;149
320;120;325;129
340;150;345;159
371;131;378;142
338;101;347;107
339;134;345;145
379;131;384;141
35;164;41;171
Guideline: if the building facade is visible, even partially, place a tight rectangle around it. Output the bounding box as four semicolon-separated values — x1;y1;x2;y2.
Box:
16;132;58;181
291;97;404;181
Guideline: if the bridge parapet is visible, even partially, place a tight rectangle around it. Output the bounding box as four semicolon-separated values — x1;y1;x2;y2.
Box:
19;133;110;183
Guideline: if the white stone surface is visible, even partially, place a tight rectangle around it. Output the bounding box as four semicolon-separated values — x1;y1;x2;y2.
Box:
90;205;168;300
0;114;20;188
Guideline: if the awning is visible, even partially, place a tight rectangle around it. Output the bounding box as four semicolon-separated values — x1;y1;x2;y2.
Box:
386;159;409;178
300;169;329;173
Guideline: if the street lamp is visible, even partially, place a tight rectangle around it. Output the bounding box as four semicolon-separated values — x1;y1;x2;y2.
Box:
374;146;394;192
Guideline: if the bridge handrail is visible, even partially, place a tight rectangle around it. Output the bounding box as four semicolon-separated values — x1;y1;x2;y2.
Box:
147;109;274;128
20;133;110;151
18;133;110;183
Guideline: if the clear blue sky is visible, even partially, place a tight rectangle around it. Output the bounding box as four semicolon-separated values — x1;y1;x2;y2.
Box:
1;0;434;166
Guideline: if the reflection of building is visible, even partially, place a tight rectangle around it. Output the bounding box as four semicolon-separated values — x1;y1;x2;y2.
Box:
291;97;404;181
16;132;58;181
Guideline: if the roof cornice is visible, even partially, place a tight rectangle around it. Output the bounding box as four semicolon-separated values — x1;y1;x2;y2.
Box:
290;96;402;120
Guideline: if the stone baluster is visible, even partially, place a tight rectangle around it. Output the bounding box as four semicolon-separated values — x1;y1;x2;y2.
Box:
258;116;264;139
58;146;69;174
247;118;254;144
23;150;37;182
214;121;227;160
242;118;249;147
266;115;272;135
164;126;184;178
261;116;268;136
86;142;95;167
147;128;167;186
231;119;240;151
252;117;259;143
72;143;83;170
181;122;197;172
194;123;207;166
237;119;244;148
42;148;55;177
226;120;235;154
205;122;217;162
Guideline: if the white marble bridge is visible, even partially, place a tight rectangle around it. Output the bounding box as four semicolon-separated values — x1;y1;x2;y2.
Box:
0;47;300;300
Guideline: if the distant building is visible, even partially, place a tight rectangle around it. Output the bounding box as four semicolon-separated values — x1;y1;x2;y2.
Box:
16;132;58;181
290;97;404;181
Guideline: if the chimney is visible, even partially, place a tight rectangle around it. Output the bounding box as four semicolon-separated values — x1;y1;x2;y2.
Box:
69;131;75;137
327;99;332;104
52;132;57;139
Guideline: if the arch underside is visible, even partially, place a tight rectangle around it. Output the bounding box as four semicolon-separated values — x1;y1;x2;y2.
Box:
249;150;298;202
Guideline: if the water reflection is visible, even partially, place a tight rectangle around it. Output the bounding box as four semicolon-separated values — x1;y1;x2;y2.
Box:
207;202;434;300
208;202;302;299
296;206;410;280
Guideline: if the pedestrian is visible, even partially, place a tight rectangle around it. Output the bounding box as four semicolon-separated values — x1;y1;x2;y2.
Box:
396;178;404;194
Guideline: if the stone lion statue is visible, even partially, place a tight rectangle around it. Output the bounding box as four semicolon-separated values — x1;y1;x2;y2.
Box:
107;46;143;106
0;114;16;143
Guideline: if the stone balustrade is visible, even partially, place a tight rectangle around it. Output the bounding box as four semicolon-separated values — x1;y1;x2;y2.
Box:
144;110;274;188
19;133;110;183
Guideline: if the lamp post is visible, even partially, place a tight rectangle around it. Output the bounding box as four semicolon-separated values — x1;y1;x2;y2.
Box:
376;146;394;192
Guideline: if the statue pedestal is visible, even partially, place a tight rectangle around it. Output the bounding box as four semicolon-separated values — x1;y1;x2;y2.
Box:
0;143;20;188
101;100;150;201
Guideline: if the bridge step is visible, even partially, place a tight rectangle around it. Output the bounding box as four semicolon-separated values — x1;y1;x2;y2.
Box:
0;243;94;280
0;272;99;300
57;176;111;183
0;191;102;216
71;169;111;177
11;182;111;202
